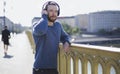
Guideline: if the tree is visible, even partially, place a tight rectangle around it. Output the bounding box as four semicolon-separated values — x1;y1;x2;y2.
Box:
72;27;80;34
62;23;80;35
98;29;107;34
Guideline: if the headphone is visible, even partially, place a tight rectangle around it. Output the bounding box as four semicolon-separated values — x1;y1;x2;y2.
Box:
42;1;60;16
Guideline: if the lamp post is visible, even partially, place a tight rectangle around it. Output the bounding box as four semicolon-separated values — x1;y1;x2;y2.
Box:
3;0;6;27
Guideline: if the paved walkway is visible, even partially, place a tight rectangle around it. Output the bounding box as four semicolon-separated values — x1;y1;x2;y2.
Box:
0;32;34;74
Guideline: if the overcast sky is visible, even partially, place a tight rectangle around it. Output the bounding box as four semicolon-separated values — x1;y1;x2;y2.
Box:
0;0;120;26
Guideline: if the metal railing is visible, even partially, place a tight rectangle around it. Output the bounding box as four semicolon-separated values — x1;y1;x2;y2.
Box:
58;44;120;74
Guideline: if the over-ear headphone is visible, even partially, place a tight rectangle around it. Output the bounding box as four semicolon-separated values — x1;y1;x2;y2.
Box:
42;1;60;16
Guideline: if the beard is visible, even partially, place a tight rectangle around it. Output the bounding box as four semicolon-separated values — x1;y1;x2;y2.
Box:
48;15;57;22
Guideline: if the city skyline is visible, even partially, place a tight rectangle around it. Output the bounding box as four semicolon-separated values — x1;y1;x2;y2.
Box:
0;0;120;26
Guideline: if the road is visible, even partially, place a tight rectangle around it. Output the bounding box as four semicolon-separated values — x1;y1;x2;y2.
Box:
0;32;34;74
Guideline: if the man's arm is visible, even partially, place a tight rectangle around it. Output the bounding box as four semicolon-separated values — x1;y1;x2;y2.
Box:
33;9;48;36
60;25;71;52
8;30;11;39
1;31;3;41
32;14;48;36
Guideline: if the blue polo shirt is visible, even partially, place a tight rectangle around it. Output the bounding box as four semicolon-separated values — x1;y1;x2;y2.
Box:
32;14;70;69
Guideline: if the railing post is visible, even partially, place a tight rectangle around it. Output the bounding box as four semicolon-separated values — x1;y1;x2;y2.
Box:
57;48;60;74
104;66;110;74
92;62;98;74
58;48;67;74
82;57;87;74
66;55;71;74
74;57;79;74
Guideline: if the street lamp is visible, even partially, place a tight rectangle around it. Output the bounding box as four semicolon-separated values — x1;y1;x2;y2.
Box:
3;0;6;27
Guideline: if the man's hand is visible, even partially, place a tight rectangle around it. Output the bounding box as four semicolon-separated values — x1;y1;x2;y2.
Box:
63;42;70;53
41;9;48;15
9;36;11;39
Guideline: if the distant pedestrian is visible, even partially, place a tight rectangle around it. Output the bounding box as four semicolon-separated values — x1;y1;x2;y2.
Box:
1;26;11;56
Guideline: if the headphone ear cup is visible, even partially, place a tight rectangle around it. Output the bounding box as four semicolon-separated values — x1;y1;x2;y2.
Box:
56;4;60;16
58;10;60;16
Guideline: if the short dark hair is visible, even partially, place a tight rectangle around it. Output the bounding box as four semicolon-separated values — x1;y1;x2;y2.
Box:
4;26;7;29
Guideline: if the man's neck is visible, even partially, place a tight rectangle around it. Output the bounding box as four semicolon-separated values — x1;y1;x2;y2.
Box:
48;21;54;26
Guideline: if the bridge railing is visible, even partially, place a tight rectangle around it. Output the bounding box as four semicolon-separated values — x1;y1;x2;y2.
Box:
58;44;120;74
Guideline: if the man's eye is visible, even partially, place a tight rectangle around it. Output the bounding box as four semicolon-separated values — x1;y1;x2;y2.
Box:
49;10;53;12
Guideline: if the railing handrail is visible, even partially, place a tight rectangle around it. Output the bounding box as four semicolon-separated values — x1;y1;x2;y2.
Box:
71;43;120;53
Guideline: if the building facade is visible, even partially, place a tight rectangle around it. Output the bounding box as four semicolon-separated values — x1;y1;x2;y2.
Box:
0;16;23;34
88;11;120;33
0;16;14;33
75;14;89;31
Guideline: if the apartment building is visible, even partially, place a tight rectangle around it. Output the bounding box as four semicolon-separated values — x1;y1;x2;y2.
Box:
88;11;120;33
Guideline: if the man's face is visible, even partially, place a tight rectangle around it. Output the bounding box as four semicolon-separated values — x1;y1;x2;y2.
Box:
47;5;58;22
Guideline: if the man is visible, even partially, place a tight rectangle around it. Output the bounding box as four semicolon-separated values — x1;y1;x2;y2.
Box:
2;26;10;56
32;1;71;74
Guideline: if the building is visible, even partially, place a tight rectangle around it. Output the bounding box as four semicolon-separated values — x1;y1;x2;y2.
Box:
75;14;89;31
0;16;14;33
88;11;120;33
0;16;24;34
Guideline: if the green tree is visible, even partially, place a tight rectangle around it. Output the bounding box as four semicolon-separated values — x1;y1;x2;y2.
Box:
72;27;80;34
98;29;107;34
62;23;80;35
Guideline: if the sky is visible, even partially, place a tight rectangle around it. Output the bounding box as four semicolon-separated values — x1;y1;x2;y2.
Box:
0;0;120;27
